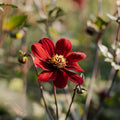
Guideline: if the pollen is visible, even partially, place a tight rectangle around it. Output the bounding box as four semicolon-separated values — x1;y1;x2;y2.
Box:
49;54;66;69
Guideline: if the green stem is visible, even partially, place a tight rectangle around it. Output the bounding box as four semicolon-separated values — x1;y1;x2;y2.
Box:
53;85;59;120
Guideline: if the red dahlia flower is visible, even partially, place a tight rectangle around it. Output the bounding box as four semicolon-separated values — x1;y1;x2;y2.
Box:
31;38;86;88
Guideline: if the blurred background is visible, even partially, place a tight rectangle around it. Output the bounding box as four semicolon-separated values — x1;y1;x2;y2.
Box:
0;0;120;120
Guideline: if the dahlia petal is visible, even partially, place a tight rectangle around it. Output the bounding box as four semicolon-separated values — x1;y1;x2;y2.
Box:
66;71;83;85
66;62;84;72
39;38;55;56
55;38;72;56
31;43;51;60
54;70;68;88
38;71;57;82
34;57;52;71
66;52;86;62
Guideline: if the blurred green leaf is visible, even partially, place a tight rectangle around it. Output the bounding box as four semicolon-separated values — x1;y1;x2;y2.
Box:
37;7;64;25
9;78;23;92
3;15;27;31
48;7;64;20
0;3;18;8
95;17;107;30
37;19;47;24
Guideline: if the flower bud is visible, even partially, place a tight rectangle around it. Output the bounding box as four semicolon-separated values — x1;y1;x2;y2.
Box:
77;88;87;94
18;56;28;64
76;85;87;94
85;26;97;36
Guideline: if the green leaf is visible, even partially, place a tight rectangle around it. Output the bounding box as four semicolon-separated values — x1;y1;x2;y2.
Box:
10;4;18;8
95;16;107;30
48;7;64;19
55;8;64;18
0;3;18;8
3;15;27;31
37;19;47;24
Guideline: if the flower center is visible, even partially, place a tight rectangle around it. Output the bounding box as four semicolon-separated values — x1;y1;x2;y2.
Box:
49;54;66;69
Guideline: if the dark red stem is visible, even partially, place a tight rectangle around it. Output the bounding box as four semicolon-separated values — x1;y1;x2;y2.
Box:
91;70;118;120
65;85;78;120
28;53;54;120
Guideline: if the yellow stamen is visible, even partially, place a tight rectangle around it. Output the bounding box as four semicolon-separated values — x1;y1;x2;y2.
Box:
49;54;66;69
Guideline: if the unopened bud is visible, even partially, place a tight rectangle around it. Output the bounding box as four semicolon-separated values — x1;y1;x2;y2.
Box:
19;50;24;56
85;26;97;36
77;87;87;94
76;85;87;94
18;56;28;64
16;30;25;39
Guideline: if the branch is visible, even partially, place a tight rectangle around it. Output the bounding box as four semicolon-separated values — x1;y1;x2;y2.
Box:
91;70;118;120
91;15;120;120
45;23;52;40
0;32;6;48
81;10;117;120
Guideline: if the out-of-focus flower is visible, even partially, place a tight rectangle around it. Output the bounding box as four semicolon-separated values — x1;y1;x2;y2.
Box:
73;0;83;7
31;38;86;88
18;56;28;64
18;50;28;64
98;91;110;101
86;17;107;36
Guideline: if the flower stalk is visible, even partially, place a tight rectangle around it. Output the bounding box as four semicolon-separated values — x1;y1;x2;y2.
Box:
0;32;6;48
115;23;120;62
28;53;54;120
65;85;78;120
53;85;59;120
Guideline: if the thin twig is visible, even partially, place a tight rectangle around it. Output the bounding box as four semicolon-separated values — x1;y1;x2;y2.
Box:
91;17;120;120
53;85;59;120
33;0;41;16
21;32;28;116
98;0;102;17
81;10;117;120
45;23;52;40
105;67;116;89
41;0;46;14
33;0;52;40
51;0;57;8
82;32;102;120
40;0;52;39
64;85;77;120
28;53;54;120
82;0;103;118
0;32;6;48
91;70;118;120
115;24;120;62
65;85;78;120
